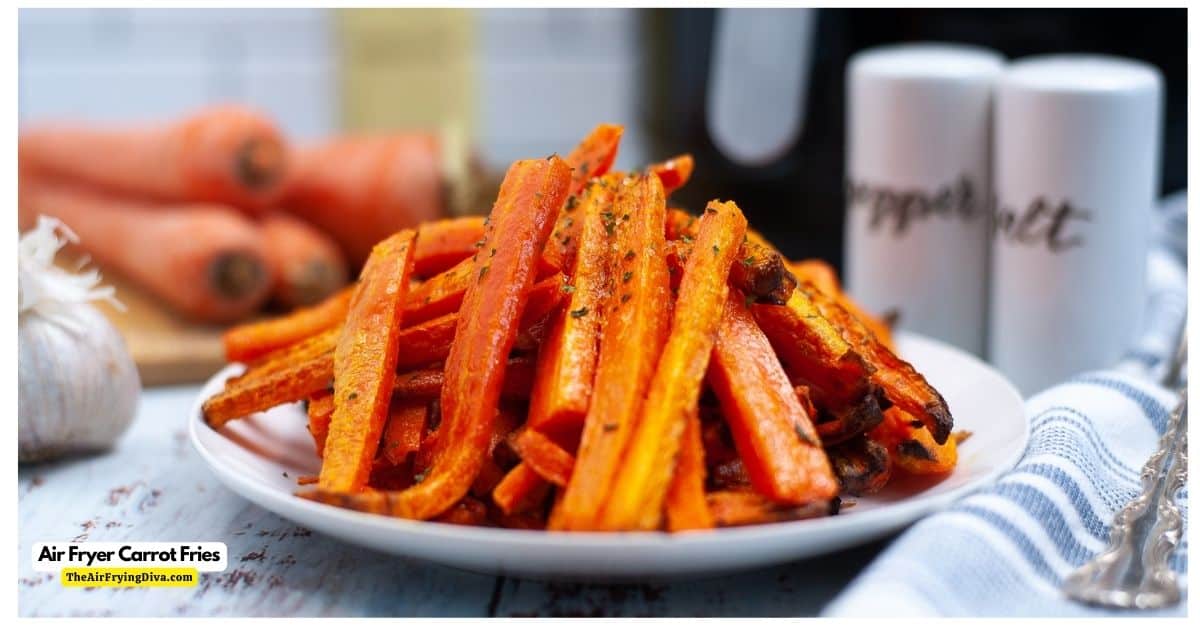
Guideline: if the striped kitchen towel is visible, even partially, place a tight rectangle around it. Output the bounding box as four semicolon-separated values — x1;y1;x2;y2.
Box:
824;196;1187;617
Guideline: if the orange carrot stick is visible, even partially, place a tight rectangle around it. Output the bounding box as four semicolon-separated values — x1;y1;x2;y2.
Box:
19;176;273;323
307;391;334;457
526;172;620;441
706;491;833;527
260;211;349;309
541;124;624;272
551;174;672;531
19;105;290;212
223;285;355;363
414;216;487;278
283;133;445;266
664;407;713;532
203;356;333;429
708;292;838;504
304;157;571;518
402;256;475;325
377;401;428;467
511;430;575;487
601;199;747;531
789;259;895;350
647;154;694;196
492;463;552;516
319;229;417;493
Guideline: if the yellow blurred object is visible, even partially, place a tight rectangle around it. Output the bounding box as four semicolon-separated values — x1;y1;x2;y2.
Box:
336;9;485;216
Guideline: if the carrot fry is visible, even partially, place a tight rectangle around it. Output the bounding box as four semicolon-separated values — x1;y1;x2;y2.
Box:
261;211;349;309
223;285;355;363
752;289;874;411
789;259;894;350
526;172;620;440
318;229;417;492
541;124;624;271
601;199;746;531
706;491;833;528
551;174;672;531
492;463;552;516
414;216;487;278
800;282;952;443
434;497;490;526
20;105;289;211
303;157;571;518
393;356;536;401
209;274;565;427
203;355;332;429
869;407;958;475
377;401;428;467
664;407;713;532
827;435;892;496
306;391;334;457
708;292;839;505
402;256;475;325
647;154;694;196
666;207;794;305
512;430;575;487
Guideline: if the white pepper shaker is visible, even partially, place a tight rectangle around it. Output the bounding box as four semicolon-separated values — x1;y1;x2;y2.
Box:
990;55;1163;394
845;43;1004;357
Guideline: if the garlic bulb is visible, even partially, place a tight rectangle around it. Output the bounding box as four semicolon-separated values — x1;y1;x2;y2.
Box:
19;216;141;462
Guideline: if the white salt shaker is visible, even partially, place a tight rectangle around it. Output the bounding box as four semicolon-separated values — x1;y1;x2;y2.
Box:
845;43;1004;357
991;55;1163;394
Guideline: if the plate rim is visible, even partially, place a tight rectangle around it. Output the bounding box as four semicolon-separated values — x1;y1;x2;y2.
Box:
188;331;1028;554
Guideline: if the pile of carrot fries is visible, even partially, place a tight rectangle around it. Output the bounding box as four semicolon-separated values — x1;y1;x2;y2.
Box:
18;105;446;323
203;124;963;532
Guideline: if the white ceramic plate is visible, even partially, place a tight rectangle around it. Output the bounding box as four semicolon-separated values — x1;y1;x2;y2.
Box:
190;332;1026;579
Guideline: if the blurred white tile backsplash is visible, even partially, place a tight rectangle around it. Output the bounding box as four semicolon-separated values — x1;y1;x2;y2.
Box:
19;8;647;166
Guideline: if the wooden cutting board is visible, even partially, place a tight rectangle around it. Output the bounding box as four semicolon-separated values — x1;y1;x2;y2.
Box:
92;271;230;388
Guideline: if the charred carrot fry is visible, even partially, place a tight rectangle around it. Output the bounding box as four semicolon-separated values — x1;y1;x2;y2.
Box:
647;154;694;196
318;229;417;493
706;491;833;528
600;199;746;531
414;216;487;278
800;282;952;443
869;407;958;475
20;105;289;211
752;289;874;411
19;176;273;323
260;211;349;309
377;401;428;467
511;430;575;487
526;172;620;440
223;285;355;363
304;157;571;518
307;391;334;457
542;124;624;272
551;174;672;531
827;435;892;496
666;207;795;305
708;292;838;504
492;463;552;516
664;407;713;532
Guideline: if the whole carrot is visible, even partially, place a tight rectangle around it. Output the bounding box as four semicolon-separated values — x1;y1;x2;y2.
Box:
283;134;445;266
19;176;272;323
260;211;349;309
19;105;289;212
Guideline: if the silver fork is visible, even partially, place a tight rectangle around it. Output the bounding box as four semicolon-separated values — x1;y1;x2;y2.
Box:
1062;334;1188;609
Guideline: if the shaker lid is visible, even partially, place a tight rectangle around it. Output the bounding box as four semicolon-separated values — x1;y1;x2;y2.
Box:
849;43;1005;83
1002;54;1162;94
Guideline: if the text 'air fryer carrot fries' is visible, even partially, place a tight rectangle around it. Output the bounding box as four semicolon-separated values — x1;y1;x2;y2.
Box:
202;124;960;531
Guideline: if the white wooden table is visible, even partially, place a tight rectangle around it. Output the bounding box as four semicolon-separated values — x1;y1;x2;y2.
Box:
18;385;889;617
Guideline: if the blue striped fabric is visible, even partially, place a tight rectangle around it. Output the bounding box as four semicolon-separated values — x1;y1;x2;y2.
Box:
825;199;1187;616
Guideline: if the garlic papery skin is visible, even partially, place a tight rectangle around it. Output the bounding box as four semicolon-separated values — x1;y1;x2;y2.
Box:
18;216;141;462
